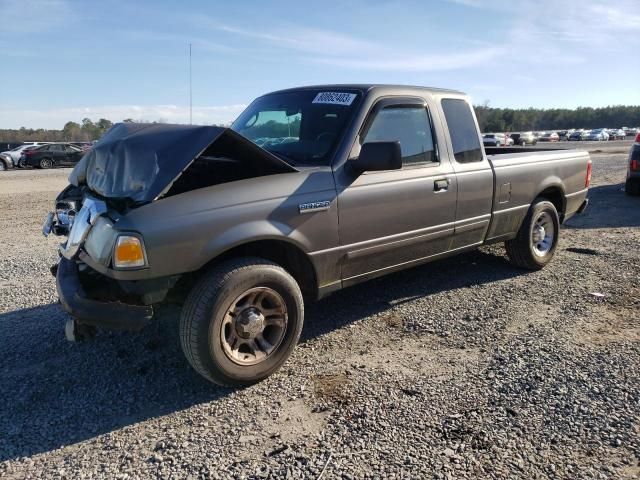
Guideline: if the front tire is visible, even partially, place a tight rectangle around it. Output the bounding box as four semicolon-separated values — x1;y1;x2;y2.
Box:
180;257;304;386
505;199;560;270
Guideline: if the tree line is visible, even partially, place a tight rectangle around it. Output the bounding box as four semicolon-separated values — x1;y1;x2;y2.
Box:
1;105;639;142
475;104;640;133
0;117;135;143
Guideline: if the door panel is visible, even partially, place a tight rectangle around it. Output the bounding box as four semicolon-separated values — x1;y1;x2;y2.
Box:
338;166;456;280
336;98;457;282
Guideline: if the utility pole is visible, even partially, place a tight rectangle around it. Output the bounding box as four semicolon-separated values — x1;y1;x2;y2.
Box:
189;43;192;125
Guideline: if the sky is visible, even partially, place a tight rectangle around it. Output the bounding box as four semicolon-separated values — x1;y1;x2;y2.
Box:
0;0;639;129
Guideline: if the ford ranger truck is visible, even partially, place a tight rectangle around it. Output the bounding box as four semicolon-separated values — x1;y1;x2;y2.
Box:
44;85;591;386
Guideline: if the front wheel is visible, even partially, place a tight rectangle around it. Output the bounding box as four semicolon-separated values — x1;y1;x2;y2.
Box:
179;257;304;386
505;199;560;270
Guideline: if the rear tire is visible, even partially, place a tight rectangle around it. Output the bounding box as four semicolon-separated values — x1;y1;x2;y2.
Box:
626;179;640;196
39;157;53;169
179;257;304;386
505;199;560;270
0;160;5;171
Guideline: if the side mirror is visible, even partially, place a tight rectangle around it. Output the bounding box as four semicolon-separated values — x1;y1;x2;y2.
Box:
352;141;402;174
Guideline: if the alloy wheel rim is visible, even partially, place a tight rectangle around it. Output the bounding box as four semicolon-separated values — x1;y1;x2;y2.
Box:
531;211;555;256
220;287;288;366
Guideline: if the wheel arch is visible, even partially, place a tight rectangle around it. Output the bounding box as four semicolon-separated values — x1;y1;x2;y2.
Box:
535;184;565;220
199;238;319;299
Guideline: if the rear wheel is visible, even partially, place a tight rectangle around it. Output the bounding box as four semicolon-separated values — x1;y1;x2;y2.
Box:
0;160;5;171
179;257;304;386
626;179;640;196
39;157;53;169
505;199;560;270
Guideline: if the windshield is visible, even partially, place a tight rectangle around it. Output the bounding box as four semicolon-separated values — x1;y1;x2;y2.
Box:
231;89;361;166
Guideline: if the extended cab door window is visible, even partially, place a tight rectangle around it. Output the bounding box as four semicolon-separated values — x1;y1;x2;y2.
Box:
362;105;437;166
441;98;483;164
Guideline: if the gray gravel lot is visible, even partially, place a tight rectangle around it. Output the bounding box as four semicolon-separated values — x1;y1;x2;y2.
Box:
0;145;639;479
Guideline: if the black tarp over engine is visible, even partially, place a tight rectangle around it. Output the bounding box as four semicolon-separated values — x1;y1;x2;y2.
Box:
69;123;297;205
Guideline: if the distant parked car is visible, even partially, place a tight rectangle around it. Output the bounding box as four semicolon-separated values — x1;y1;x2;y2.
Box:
557;130;569;140
608;129;626;140
538;132;560;142
70;142;94;152
587;129;609;141
1;142;49;167
510;131;537;146
626;132;640;196
20;143;84;169
624;127;639;137
483;133;512;146
568;131;584;141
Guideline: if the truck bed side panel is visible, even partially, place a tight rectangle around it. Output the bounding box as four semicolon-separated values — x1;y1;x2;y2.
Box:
486;150;590;241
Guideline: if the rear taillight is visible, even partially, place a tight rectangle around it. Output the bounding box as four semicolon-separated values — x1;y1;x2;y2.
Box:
632;159;639;172
585;161;592;187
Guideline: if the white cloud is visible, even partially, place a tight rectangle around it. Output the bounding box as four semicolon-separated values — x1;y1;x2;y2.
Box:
449;0;640;45
0;0;73;33
203;19;506;72
120;29;236;54
0;104;247;129
215;24;377;56
313;47;506;71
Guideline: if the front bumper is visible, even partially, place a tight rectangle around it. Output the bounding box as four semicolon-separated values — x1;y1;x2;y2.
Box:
56;257;153;330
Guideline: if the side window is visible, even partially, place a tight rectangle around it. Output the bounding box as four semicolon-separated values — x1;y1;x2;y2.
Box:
50;144;64;152
441;98;483;163
363;106;437;165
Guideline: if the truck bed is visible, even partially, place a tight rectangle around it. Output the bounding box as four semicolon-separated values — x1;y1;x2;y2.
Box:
484;147;590;242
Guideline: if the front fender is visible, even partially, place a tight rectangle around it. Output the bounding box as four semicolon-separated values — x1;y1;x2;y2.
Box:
197;220;313;270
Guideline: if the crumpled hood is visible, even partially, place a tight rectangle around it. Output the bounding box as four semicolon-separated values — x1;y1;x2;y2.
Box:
69;122;296;204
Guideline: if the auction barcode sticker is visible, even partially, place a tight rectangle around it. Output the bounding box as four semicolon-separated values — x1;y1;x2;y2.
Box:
312;92;357;106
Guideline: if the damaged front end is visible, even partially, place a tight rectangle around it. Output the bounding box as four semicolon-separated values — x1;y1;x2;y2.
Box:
45;122;297;337
46;190;155;336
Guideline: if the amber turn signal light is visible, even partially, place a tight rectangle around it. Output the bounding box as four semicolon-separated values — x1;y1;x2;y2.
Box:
113;235;146;268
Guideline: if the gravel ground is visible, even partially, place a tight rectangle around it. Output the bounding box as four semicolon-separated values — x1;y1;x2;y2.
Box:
0;148;638;479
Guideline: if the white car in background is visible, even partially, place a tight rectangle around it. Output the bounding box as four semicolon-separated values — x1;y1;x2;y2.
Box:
608;129;626;140
0;143;50;168
587;129;609;141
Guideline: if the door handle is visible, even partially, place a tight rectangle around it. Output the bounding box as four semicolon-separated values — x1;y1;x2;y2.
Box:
434;179;449;192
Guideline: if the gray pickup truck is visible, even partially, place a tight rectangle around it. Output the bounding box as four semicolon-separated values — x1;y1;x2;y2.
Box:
45;85;591;386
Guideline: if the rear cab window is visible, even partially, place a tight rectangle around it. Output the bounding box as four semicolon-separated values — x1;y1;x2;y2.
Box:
441;98;483;164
